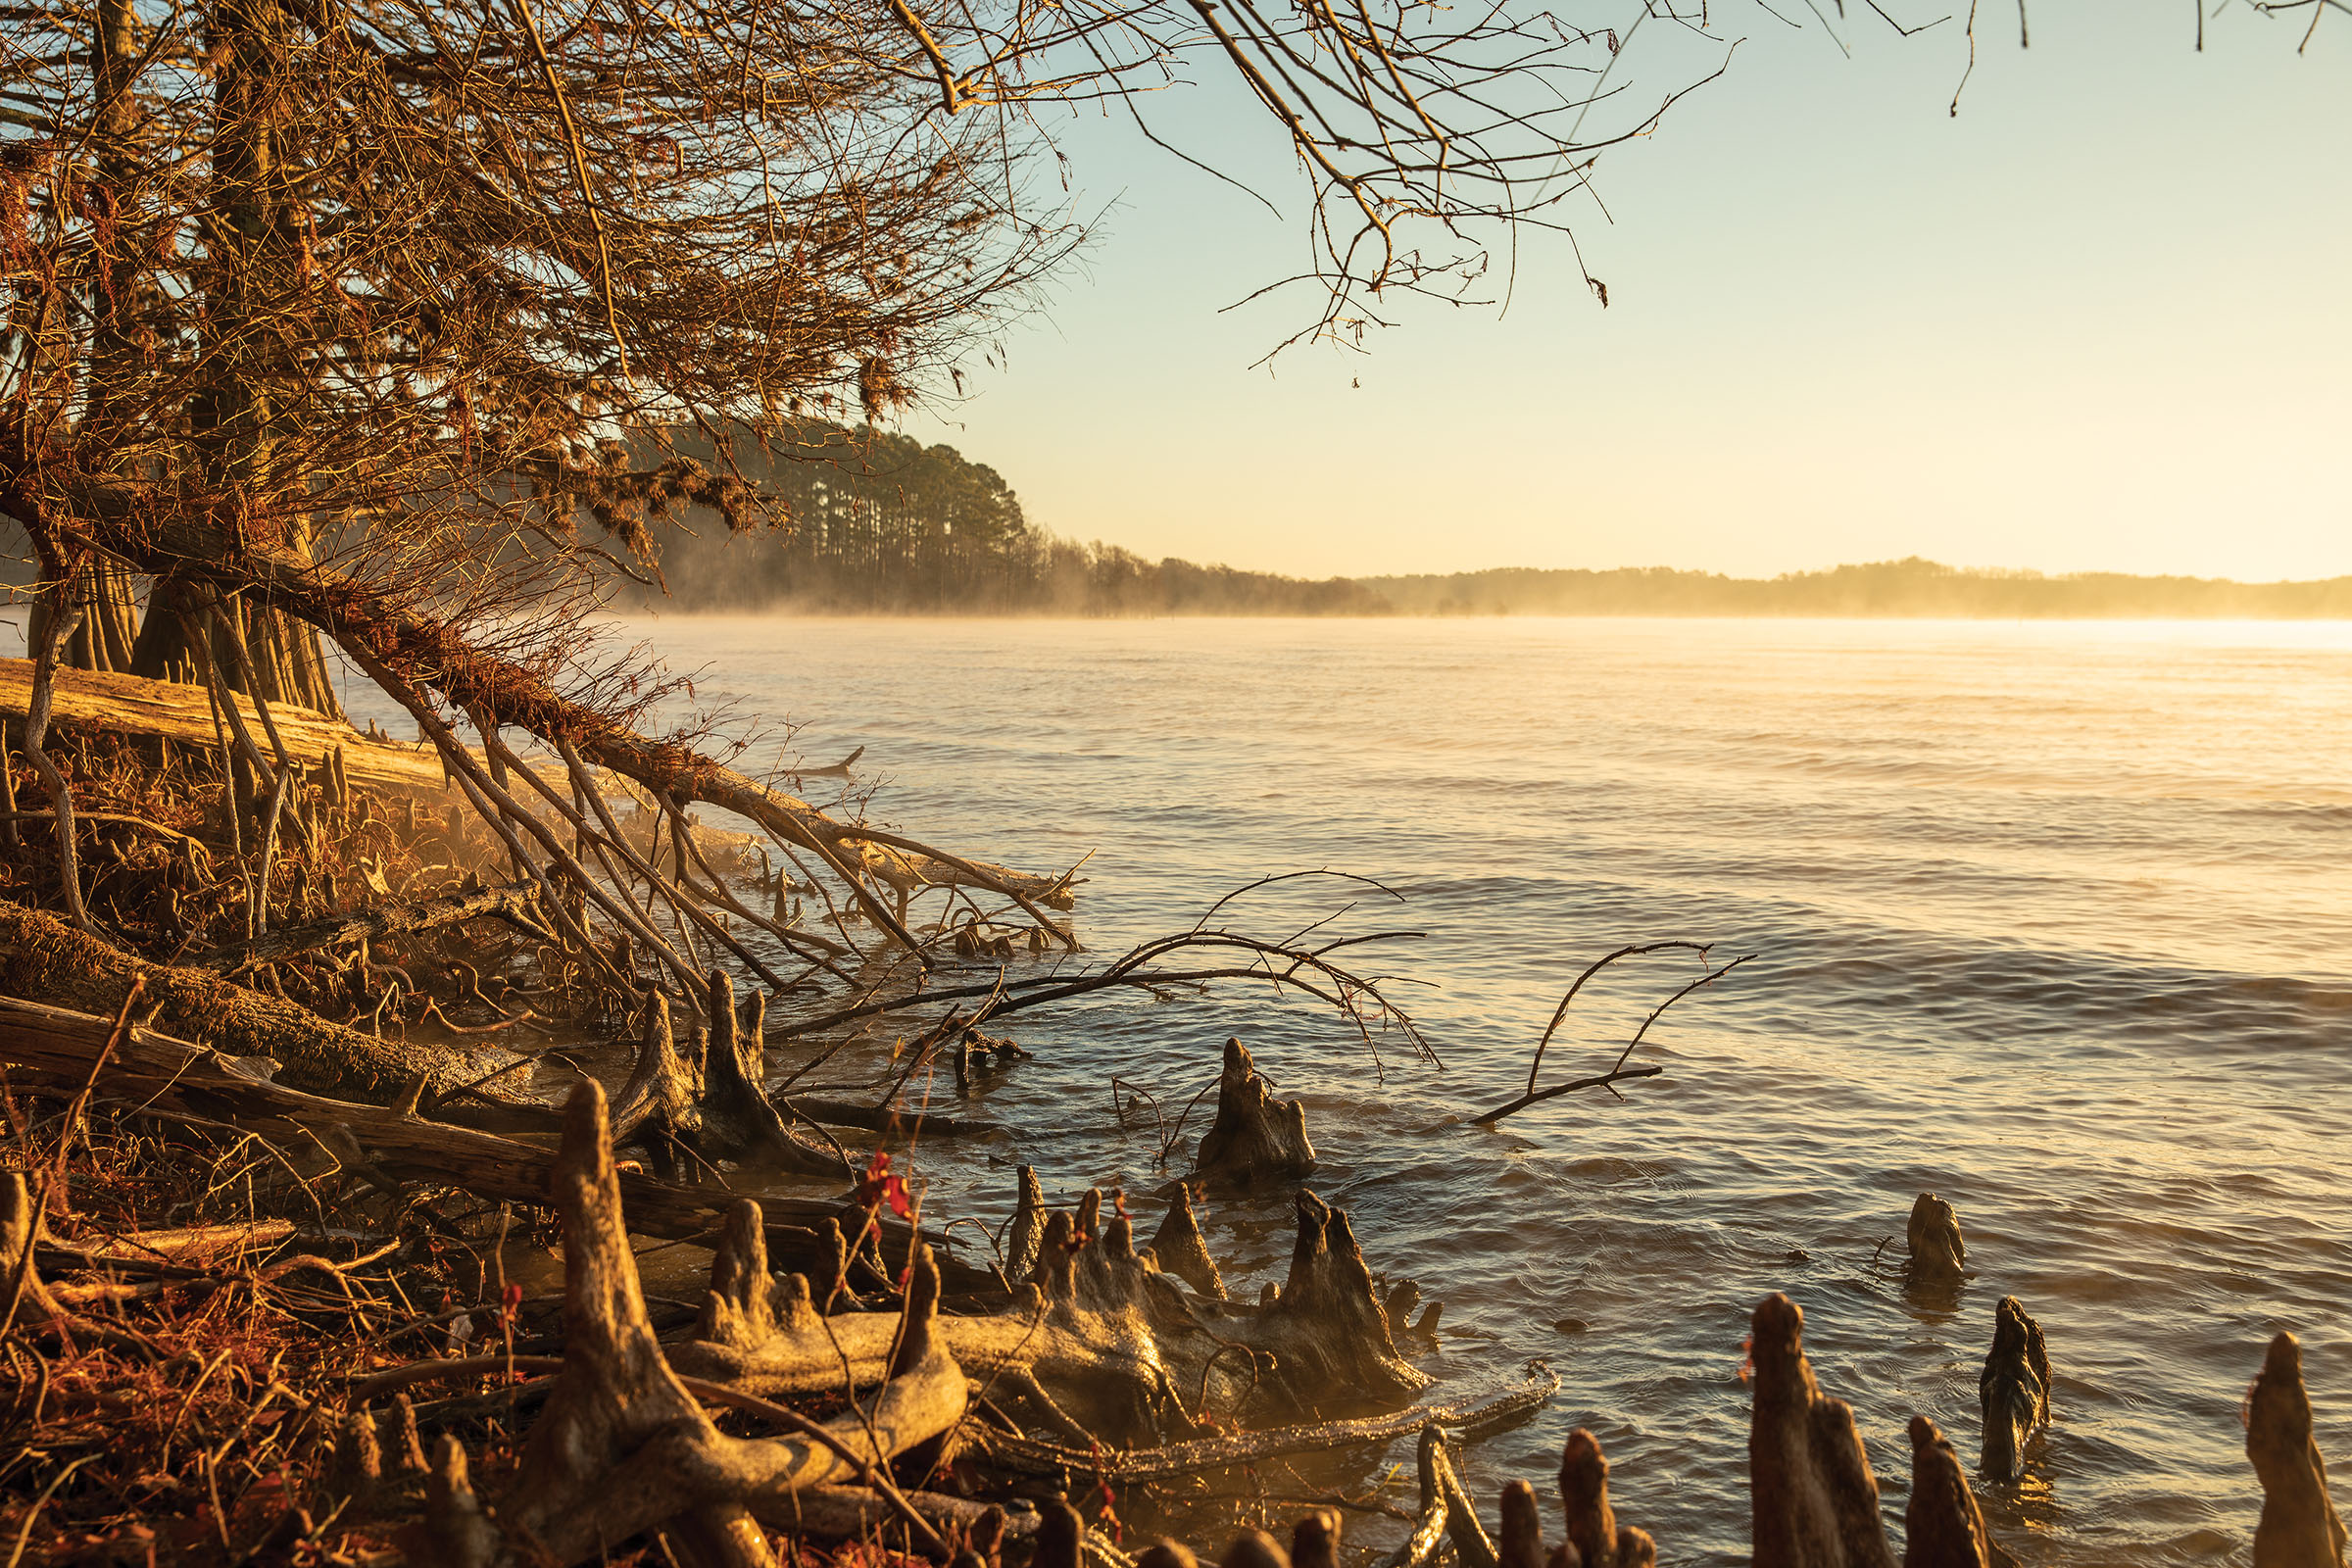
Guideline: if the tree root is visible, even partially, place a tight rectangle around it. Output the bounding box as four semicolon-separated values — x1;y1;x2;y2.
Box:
423;1080;968;1567
1903;1417;2016;1568
1149;1179;1225;1299
1557;1427;1656;1568
0;995;984;1288
612;975;851;1180
983;1359;1557;1482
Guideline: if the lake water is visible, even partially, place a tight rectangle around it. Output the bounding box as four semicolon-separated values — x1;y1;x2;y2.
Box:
430;615;2352;1564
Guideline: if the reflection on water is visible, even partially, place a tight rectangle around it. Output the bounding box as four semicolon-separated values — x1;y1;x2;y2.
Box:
362;616;2352;1565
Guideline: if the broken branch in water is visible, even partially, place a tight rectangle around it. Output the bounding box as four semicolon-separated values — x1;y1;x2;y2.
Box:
1473;948;1753;1125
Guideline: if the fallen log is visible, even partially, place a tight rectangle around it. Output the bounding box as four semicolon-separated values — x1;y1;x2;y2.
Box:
0;657;447;795
191;878;556;971
0;898;483;1102
0;994;992;1291
22;515;1078;932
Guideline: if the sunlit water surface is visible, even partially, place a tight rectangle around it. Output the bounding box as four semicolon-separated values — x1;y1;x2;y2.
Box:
396;616;2352;1565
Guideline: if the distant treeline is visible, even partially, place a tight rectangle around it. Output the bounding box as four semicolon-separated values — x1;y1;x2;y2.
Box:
636;430;2349;618
642;424;1383;615
1365;560;2352;618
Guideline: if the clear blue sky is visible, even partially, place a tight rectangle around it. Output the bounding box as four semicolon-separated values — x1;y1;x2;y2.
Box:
906;0;2350;581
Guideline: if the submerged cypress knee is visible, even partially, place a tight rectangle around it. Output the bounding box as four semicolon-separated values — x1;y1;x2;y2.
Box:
1977;1297;2049;1483
1906;1194;1967;1290
1195;1037;1315;1179
2247;1332;2350;1568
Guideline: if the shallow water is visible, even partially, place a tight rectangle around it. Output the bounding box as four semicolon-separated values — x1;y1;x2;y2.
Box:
408;615;2352;1563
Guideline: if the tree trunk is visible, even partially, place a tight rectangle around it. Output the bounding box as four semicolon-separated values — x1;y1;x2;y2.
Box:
122;0;347;719
31;562;140;674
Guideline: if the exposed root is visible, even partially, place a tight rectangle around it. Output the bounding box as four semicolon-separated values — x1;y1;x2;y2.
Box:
1195;1038;1315;1180
2247;1331;2350;1568
1976;1297;2049;1483
1747;1293;1896;1568
1240;1191;1432;1411
436;1080;968;1566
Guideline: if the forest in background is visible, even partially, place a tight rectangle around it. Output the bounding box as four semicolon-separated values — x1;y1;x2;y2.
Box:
636;426;2352;618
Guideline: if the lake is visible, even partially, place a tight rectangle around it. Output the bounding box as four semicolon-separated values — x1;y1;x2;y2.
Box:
389;613;2352;1565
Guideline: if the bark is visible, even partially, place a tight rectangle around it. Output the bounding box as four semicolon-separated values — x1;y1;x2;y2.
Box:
1976;1297;2048;1483
1747;1293;1897;1568
2247;1332;2349;1568
31;562;140;675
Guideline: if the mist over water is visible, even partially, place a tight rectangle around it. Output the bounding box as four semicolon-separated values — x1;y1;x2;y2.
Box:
470;616;2352;1564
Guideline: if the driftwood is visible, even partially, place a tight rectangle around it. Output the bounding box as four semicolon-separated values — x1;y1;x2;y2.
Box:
1194;1038;1315;1180
985;1360;1557;1483
1747;1293;1897;1568
795;746;863;778
779;1095;1004;1140
193;878;555;971
1905;1194;1966;1291
1976;1297;2049;1483
422;1081;969;1567
2247;1332;2350;1568
0;994;988;1290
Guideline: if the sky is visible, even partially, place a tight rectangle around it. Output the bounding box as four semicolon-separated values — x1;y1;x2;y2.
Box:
903;0;2351;583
